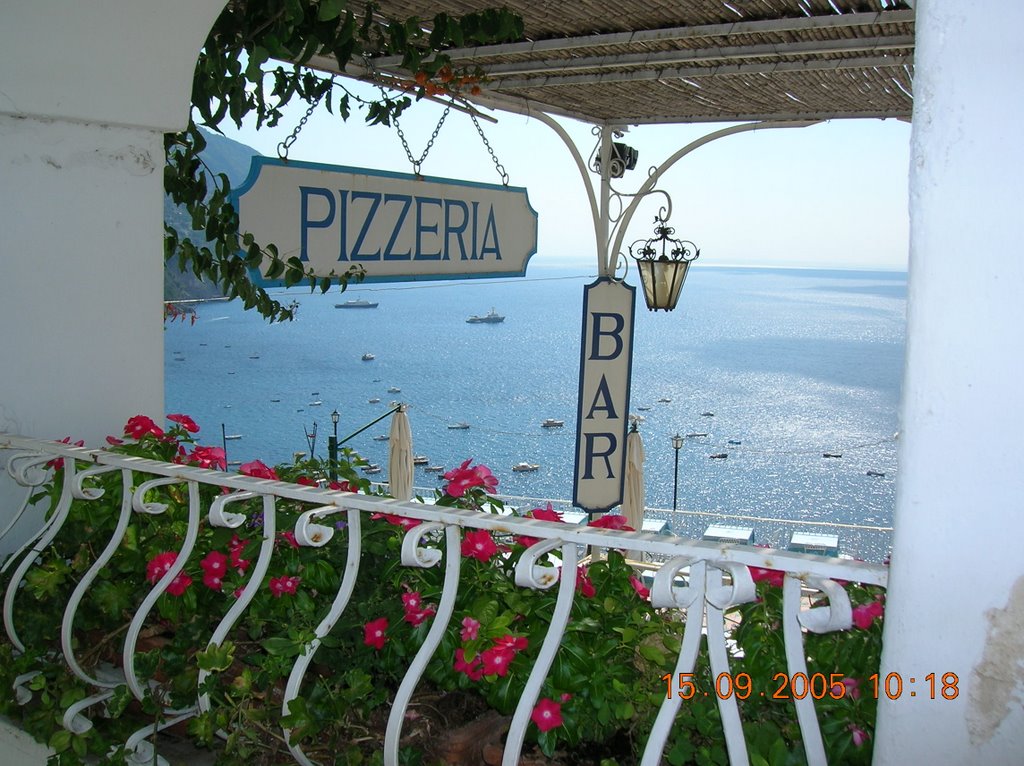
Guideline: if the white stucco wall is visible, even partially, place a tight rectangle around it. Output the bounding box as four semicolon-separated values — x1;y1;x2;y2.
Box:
875;1;1024;763
0;0;228;555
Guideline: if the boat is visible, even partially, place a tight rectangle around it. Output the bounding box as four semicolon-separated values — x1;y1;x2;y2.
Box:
308;400;322;406
636;406;651;411
686;432;708;438
466;308;505;324
658;397;672;403
512;462;540;472
270;398;281;403
368;397;381;403
823;452;843;458
866;470;886;477
412;455;429;465
362;463;381;474
372;434;389;441
727;439;742;445
335;299;378;309
448;422;470;430
709;453;728;459
425;465;445;473
361;353;375;361
541;418;564;428
387;386;401;393
223;434;242;441
701;411;715;417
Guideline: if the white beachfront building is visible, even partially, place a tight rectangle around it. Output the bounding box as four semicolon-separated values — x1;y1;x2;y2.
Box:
1;1;1021;764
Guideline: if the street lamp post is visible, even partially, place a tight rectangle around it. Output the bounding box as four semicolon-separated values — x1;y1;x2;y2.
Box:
329;409;340;482
671;433;683;511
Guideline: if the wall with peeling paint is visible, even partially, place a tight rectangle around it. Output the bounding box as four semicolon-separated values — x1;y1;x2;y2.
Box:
876;1;1024;763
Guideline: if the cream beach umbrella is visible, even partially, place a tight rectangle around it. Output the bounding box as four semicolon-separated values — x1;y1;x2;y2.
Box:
622;422;646;558
388;405;413;501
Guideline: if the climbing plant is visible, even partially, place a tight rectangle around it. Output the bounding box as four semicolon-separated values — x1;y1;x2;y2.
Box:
165;0;524;322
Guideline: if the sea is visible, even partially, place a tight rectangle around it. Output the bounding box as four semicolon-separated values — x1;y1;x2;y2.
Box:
165;265;905;563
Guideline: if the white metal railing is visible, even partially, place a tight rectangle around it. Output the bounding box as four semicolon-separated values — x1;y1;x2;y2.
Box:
0;434;888;766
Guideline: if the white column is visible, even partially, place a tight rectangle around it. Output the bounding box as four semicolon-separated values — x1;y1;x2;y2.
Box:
876;1;1024;763
0;2;227;555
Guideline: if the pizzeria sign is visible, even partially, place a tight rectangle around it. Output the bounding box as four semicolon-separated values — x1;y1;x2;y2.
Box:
231;157;538;283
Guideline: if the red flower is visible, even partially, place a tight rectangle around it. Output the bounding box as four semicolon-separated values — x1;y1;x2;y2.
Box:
461;529;499;562
749;565;785;588
517;503;565;547
531;698;563;732
443;459;499;498
364;617;388;650
240;460;278;480
404;607;436;627
166;413;199;433
371;513;420;531
125;415;164;440
46;436;85;470
202;573;223;591
494;634;528;653
852;599;885;629
454;648;483;680
268;575;300;598
460;616;480;642
588;514;634;531
401;591;423;612
629;575;650;601
278;531;300;549
229;535;250;574
146;552;178;584
576;567;596;598
480;646;515;677
185;445;226;470
200;551;227;577
329;479;357;492
166;572;192;596
105;435;124;446
296;476;318;487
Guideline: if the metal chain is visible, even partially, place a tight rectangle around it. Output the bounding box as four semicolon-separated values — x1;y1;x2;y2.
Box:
470;111;510;186
394;104;451;176
277;87;328;160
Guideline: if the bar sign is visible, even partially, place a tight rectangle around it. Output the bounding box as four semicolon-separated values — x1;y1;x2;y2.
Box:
573;278;636;513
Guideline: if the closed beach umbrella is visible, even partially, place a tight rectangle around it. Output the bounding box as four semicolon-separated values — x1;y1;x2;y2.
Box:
388;405;413;501
622;423;646;535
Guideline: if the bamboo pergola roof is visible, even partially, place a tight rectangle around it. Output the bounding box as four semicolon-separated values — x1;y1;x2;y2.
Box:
314;0;914;126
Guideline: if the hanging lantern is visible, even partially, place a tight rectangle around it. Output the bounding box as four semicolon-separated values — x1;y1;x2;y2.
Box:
629;216;700;311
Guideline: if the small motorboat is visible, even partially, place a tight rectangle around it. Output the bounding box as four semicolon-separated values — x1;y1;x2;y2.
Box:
368;397;381;404
709;453;728;459
658;397;672;403
541;418;565;428
372;434;389;441
362;353;375;361
686;432;708;438
823;452;843;458
448;422;470;430
412;455;429;465
308;400;322;406
512;462;540;472
362;464;381;474
866;469;886;477
727;439;742;445
336;299;378;309
425;465;445;473
636;406;651;411
388;386;401;393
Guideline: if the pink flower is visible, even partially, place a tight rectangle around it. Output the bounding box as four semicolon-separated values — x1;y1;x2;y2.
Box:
443;459;499;498
839;677;861;700
146;552;178;584
849;724;870;748
576;567;596;598
200;551;227;577
296;476;318;487
228;536;250;574
268;575;300;597
461;529;499;562
124;415;164;440
460;616;480;642
480;646;515;677
531;698;563;732
454;648;483;680
239;460;278;480
370;513;420;531
588;514;634;531
185;445;226;470
852;600;885;629
401;591;423;612
328;479;357;492
106;435;124;446
364;617;388;650
166;413;199;433
629;575;650;601
404;608;436;627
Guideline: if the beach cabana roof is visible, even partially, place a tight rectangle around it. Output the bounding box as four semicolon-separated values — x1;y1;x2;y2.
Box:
319;0;914;125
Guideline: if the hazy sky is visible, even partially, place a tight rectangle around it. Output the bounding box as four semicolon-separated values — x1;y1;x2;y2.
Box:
221;80;911;273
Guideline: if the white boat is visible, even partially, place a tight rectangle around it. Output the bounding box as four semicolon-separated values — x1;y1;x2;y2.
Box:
448;422;470;430
658;397;672;403
361;353;375;361
512;462;540;472
368;397;381;403
223;434;242;441
466;308;505;324
413;455;429;465
308;400;322;406
425;465;445;473
362;463;381;474
372;434;389;441
335;299;378;309
541;419;564;428
387;386;401;393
